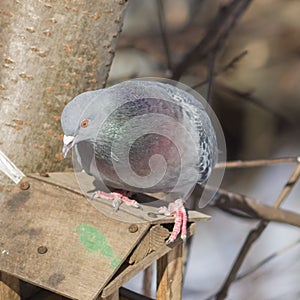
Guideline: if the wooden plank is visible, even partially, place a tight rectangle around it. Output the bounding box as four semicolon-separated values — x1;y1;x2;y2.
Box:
101;245;170;298
101;223;196;298
28;173;211;225
0;272;21;300
156;243;183;300
0;177;149;300
129;225;169;264
142;266;153;298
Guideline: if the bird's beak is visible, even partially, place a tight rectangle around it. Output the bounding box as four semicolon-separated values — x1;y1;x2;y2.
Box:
62;135;76;158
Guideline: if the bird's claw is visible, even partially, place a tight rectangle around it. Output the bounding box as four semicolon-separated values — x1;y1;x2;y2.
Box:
158;206;171;216
92;190;140;211
112;196;122;211
158;199;187;244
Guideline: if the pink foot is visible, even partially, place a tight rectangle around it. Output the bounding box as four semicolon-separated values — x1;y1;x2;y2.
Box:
158;199;187;244
93;190;140;211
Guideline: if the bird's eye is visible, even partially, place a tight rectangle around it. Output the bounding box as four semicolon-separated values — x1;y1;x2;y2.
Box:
80;119;89;128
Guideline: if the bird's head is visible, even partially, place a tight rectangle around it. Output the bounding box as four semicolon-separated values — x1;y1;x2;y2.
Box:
61;90;101;158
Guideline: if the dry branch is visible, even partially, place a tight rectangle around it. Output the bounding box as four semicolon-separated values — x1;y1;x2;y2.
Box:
215;221;268;300
156;0;173;72
192;50;248;89
206;52;217;104
213;188;300;228
215;162;300;300
236;237;300;281
215;156;299;169
216;82;288;121
171;0;253;80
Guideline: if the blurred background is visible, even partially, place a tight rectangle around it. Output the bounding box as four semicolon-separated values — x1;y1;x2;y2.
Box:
108;0;300;299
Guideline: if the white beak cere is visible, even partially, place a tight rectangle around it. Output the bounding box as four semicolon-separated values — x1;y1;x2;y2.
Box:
62;135;76;158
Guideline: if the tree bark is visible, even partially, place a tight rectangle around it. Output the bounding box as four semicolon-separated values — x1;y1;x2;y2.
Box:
0;0;128;173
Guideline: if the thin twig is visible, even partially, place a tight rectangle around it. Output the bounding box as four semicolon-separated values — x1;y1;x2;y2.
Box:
215;156;299;169
235;238;300;281
274;163;300;208
215;162;300;300
221;49;248;72
172;0;253;80
216;82;288;121
156;0;173;73
215;221;268;300
192;50;248;89
206;51;217;105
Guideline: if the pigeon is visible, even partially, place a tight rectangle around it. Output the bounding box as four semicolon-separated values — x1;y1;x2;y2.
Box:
61;79;218;243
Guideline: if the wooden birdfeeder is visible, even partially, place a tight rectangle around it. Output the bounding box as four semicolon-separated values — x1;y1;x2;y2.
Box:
0;172;210;300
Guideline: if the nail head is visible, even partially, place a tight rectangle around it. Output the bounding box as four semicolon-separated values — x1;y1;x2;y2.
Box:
37;246;48;254
20;181;30;190
147;212;158;218
128;224;138;233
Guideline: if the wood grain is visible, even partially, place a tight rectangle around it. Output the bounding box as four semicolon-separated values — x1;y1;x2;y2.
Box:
28;173;211;225
0;172;208;299
102;224;196;298
156;243;183;300
0;176;148;300
129;225;170;264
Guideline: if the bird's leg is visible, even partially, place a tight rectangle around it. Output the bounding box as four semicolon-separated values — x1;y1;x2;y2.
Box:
93;190;140;211
158;199;187;244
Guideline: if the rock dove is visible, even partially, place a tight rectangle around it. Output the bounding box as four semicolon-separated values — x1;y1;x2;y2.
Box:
61;79;217;243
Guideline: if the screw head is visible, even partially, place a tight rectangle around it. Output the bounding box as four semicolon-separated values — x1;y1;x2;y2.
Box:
19;181;30;190
39;172;49;177
37;246;48;254
128;224;138;233
147;212;158;218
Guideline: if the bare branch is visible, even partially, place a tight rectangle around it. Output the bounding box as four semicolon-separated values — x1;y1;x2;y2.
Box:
235;238;300;281
221;49;248;72
192;50;248;89
171;0;253;80
212;188;300;227
215;156;299;169
274;162;300;208
156;0;173;73
215;162;300;300
216;82;288;121
206;51;217;105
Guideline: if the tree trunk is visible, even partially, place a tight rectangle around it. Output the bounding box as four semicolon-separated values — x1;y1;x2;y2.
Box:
0;0;128;174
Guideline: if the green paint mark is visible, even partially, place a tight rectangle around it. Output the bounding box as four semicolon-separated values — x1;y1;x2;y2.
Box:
76;223;121;268
111;257;122;268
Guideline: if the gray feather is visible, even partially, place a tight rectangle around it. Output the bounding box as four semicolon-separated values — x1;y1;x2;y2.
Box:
61;80;217;198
